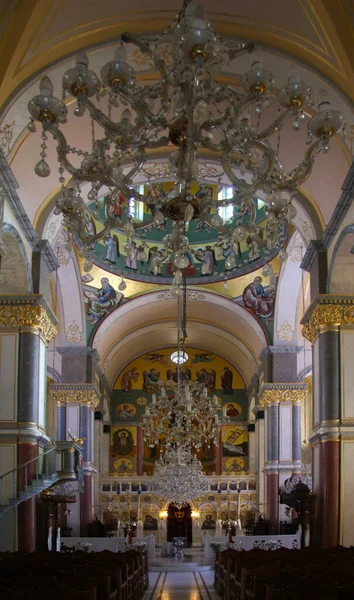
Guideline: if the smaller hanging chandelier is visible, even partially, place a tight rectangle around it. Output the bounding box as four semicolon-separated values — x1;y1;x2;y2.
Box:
141;278;229;449
152;445;209;508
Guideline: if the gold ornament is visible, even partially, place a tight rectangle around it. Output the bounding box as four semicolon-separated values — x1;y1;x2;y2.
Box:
258;384;307;408
0;295;57;343
52;384;100;409
302;295;354;343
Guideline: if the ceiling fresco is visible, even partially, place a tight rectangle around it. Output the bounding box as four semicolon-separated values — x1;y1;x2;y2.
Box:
77;182;285;285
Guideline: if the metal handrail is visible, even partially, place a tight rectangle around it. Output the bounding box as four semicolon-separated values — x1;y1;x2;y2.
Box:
0;444;56;480
0;444;57;506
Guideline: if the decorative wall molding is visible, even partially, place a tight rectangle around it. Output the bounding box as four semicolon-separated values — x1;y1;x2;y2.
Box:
258;383;308;408
0;294;57;343
51;383;101;409
301;294;354;343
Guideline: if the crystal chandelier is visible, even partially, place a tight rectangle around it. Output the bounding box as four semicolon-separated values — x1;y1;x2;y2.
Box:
151;445;209;508
27;1;345;267
141;279;229;449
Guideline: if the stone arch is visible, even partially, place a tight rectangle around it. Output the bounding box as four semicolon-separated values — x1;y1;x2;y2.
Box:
92;290;268;388
0;223;32;293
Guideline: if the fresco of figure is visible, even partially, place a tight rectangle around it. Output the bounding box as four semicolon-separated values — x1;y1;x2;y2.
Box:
221;366;233;395
125;241;138;270
195;246;216;275
104;235;119;265
121;367;139;394
243;276;275;322
148;247;167;275
86;277;117;323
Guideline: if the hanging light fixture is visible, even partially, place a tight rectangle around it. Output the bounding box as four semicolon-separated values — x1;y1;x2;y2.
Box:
141;277;229;450
151;445;209;508
26;2;345;266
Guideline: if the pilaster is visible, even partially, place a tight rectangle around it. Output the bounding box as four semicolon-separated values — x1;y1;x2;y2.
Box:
259;383;307;533
302;294;354;547
0;294;57;551
52;383;101;536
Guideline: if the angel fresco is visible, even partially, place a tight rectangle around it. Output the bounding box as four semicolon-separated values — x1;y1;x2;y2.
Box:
144;353;167;365
191;353;215;364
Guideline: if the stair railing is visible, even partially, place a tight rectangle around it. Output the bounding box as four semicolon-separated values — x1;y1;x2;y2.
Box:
0;444;57;506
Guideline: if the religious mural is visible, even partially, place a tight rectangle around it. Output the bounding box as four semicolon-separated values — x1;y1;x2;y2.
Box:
221;426;249;474
83;276;123;325
78;182;284;286
110;426;137;475
109;347;247;476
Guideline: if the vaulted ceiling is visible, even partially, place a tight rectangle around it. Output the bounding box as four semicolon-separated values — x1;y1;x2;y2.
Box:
0;0;352;386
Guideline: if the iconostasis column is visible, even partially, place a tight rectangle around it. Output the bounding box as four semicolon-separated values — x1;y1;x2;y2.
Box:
259;383;307;534
52;381;101;537
302;295;354;547
0;295;57;552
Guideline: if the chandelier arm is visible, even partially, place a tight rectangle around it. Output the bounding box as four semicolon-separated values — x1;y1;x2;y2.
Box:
46;124;111;183
227;42;255;61
79;96;149;141
251;107;297;141
221;144;275;202
121;32;168;80
203;94;256;130
76;221;113;244
275;137;324;189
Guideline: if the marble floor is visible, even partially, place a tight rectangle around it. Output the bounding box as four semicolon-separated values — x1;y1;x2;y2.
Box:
143;570;221;600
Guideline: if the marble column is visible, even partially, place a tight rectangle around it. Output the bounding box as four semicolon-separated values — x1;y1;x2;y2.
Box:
259;384;307;534
302;295;354;547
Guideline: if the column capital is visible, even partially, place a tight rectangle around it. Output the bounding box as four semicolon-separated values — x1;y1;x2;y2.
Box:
51;383;101;410
0;294;57;343
301;294;354;343
259;383;307;409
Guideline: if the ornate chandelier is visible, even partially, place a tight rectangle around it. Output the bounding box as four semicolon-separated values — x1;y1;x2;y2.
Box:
27;1;345;269
141;279;229;449
151;445;209;508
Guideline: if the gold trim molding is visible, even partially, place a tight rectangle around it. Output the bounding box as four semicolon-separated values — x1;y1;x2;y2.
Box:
51;383;101;410
301;295;354;343
0;295;57;343
259;383;307;408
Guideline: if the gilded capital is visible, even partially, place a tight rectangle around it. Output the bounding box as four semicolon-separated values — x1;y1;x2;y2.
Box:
51;383;101;410
301;295;354;343
0;295;57;343
258;383;307;408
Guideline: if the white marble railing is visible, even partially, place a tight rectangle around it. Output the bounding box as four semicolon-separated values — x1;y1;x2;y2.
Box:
203;532;301;561
62;535;156;559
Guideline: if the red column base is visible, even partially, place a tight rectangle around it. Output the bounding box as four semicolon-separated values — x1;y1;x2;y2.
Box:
80;474;93;537
265;472;279;535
